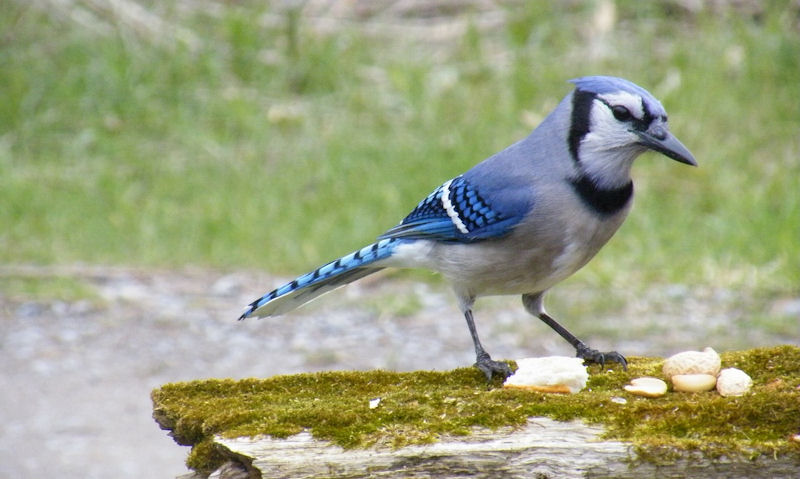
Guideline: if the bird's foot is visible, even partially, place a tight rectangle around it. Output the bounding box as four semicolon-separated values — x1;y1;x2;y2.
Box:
475;352;513;382
575;343;628;370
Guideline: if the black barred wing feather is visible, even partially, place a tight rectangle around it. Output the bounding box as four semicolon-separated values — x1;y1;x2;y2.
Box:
380;176;528;243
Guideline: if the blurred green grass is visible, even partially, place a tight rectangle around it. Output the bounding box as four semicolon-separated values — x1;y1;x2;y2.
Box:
1;0;798;294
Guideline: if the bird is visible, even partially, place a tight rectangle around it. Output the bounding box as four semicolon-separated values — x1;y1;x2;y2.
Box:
238;75;696;381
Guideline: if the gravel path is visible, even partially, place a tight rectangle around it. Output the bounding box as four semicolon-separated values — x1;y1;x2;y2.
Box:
1;266;797;478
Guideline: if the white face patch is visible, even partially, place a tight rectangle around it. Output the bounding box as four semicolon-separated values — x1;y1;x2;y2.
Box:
598;91;645;120
575;96;647;189
586;97;640;148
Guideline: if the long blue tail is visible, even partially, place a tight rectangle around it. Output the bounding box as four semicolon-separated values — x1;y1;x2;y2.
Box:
239;238;399;319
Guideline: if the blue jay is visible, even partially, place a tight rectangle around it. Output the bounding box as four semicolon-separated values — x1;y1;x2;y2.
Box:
239;76;696;380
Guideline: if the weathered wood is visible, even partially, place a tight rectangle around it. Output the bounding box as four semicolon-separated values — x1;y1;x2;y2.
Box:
177;461;250;479
204;418;800;479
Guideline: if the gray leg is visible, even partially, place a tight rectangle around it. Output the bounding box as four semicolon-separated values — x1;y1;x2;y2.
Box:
522;293;627;370
458;294;512;381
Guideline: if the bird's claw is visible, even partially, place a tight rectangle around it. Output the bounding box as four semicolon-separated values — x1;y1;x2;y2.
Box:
475;352;513;382
576;344;628;370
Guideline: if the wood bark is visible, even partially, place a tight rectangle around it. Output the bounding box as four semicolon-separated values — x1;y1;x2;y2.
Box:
196;418;800;479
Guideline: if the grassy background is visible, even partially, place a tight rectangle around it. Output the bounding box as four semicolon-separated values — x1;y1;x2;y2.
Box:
1;0;798;296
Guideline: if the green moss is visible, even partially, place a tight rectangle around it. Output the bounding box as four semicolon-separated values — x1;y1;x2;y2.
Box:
152;346;800;475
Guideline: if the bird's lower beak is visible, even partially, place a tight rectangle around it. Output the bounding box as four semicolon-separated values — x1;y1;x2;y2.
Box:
636;125;697;166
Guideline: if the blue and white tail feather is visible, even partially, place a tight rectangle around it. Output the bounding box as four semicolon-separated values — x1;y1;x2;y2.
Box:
239;238;400;319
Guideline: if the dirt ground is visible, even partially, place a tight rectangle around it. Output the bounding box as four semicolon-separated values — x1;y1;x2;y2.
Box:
1;266;797;478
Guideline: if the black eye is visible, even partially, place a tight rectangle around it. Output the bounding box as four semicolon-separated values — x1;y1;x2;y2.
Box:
612;105;632;121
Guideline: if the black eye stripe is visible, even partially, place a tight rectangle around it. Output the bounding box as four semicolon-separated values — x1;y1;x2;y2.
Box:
640;97;654;125
599;99;637;119
599;98;654;131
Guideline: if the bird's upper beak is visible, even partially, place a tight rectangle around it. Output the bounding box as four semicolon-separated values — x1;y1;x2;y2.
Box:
636;123;697;166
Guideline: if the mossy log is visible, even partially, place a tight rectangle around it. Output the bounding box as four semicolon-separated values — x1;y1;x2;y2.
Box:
179;419;799;479
153;346;800;478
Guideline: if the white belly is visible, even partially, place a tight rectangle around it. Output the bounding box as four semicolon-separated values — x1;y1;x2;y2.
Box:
390;206;629;298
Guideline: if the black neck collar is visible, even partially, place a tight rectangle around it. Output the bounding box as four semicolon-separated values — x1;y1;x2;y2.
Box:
570;175;633;216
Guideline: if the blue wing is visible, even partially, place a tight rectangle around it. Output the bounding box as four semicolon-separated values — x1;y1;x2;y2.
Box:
379;175;531;243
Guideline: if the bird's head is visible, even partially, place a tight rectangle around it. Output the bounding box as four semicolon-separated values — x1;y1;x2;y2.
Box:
566;76;696;188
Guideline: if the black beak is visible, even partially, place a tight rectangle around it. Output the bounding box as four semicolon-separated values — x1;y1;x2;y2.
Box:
636;124;697;166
